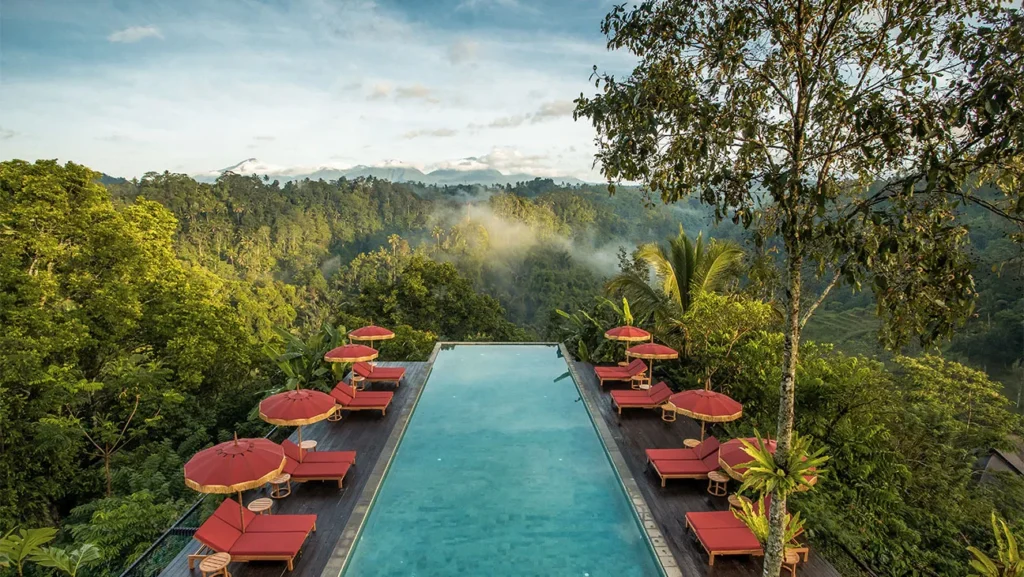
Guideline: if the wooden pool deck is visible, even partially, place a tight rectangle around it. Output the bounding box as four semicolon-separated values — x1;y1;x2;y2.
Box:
156;361;432;577
572;358;842;577
155;351;840;577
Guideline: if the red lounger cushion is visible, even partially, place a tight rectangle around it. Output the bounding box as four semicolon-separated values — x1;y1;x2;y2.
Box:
614;382;669;397
300;451;356;464
686;511;748;530
595;359;647;378
647;437;719;461
694;526;763;553
369;366;404;379
652;459;714;475
195;516;241;552
330;385;354;404
292;461;352;479
280;440;356;464
355;391;394;401
347;396;392;408
646;448;697;461
247;515;317;534
230;531;309;556
212;498;256;531
354;363;405;380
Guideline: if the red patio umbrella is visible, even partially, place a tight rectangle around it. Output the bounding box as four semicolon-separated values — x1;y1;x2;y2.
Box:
349;325;395;343
604;326;652;364
625;342;679;379
604;326;651;342
662;389;743;439
259;389;338;457
184;436;286;531
324;344;379;363
718;437;817;488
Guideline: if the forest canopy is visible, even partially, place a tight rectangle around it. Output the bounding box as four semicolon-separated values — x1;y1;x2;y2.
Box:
1;158;1021;576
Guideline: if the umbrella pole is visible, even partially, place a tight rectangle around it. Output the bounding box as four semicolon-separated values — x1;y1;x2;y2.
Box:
700;421;706;442
238;490;246;532
297;425;303;462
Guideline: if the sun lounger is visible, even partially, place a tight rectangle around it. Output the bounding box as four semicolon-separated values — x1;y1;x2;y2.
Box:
685;500;805;566
353;362;405;387
280;439;356;465
211;498;317;533
594;359;648;388
330;382;393;416
188;499;316;571
609;382;672;414
690;526;763;565
649;450;721;487
645;437;719;463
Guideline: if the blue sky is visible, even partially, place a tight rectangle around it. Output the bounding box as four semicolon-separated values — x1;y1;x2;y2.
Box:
0;0;635;179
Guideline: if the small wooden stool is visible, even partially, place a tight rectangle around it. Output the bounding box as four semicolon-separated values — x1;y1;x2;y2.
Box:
706;471;729;496
198;552;231;577
327;406;343;422
782;548;801;576
660;404;677;422
299;439;318;452
683;438;701;448
270;473;291;499
247;497;272;515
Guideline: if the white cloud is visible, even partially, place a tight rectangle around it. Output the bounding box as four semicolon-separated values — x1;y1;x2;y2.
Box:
448;39;479;65
402;128;458;139
429;147;570;177
0;0;621;181
395;84;439;103
107;26;163;43
367;83;393;100
0;127;17;140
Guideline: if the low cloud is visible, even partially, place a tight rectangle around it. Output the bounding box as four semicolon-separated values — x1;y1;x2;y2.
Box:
253;135;276;142
470;100;575;130
0;127;17;140
402;128;459;139
367;83;393;100
448;40;479;65
395;84;439;103
108;26;163;43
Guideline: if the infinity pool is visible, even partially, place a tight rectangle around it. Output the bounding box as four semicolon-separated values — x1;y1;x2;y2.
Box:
342;344;662;576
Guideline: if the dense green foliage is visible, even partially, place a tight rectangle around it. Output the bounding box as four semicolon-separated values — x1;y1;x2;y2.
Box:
2;154;1022;576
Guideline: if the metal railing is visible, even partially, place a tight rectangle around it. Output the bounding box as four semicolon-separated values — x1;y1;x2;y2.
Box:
117;426;290;577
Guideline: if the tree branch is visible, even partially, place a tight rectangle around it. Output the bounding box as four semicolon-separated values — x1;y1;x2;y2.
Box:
800;267;843;328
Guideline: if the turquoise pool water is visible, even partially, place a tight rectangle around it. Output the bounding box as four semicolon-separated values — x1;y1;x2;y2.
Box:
342;344;662;577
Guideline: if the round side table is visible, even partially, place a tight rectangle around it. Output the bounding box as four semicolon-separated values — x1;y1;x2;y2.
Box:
706;471;729;496
327;406;343;422
247;497;272;515
198;552;231;577
728;494;751;510
351;375;366;391
299;439;318;452
660;404;677;422
683;438;701;448
270;473;291;499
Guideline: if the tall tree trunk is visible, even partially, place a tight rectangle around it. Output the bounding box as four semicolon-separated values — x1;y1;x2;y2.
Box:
762;254;802;577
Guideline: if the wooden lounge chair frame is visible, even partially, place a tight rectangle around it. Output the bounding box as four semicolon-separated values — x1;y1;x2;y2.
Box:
188;542;309;571
610;383;672;415
651;463;719;487
684;517;762;566
684;515;808;566
595;359;648;388
353;362;405;387
330;383;392;416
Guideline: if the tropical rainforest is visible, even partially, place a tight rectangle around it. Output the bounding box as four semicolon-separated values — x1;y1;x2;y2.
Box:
1;156;1022;576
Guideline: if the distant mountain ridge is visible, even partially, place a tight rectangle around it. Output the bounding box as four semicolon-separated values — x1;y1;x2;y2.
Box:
192;158;589;187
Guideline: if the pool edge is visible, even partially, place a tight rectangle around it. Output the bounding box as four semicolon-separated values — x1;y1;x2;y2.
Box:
319;345;441;577
559;343;680;577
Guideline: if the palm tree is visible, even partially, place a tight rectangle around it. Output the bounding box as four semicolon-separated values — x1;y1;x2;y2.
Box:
606;226;743;326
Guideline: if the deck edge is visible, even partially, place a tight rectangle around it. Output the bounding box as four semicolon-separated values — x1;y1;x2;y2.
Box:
560;343;682;577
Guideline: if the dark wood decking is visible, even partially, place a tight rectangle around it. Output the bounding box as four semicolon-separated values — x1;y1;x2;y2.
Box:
572;359;842;577
157;362;431;577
